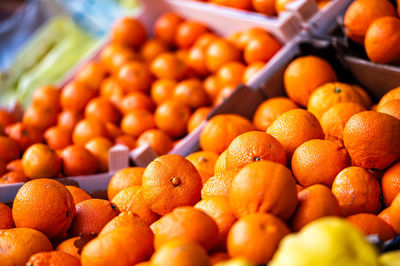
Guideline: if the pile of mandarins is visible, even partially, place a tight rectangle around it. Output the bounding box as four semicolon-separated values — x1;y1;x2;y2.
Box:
0;13;281;185
3;47;400;265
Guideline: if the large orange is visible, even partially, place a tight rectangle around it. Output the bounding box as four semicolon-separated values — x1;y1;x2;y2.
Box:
290;184;340;231
382;161;400;207
151;239;211;266
378;86;400;109
112;186;159;225
343;111;400;169
75;62;107;90
21;143;61;179
107;167;145;200
84;97;121;124
142;154;202;215
72;118;109;146
121;109;155;137
26;251;80;266
378;99;400;120
283;56;337;107
12;178;75;238
65;185;91;205
252;97;298;131
346;213;395;241
60;145;98;177
117;61;152;93
291;139;351;187
60;81;97;112
227;213;290;264
225;131;286;170
201;168;240;199
81;225;154;265
0;228;52;266
154;100;191;138
267;109;324;160
332;166;381;216
69;199;120;236
153;13;183;45
206;39;241;73
44;126;73;151
200;114;254;154
344;0;396;44
175;20;209;49
365;16;400;64
151;206;219;251
320;102;366;141
99;211;147;236
195;196;237;250
173;79;209;109
230;161;298;220
0;202;13;229
111;17;147;48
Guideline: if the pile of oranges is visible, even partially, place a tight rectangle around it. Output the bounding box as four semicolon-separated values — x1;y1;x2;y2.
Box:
195;0;330;16
0;13;282;185
344;0;400;64
3;50;400;265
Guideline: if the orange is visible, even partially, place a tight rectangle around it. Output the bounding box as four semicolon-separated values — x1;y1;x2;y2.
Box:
137;129;174;156
195;196;237;249
0;228;52;266
214;85;236;106
378;207;394;229
230;161;298;220
57;110;83;131
206;39;241;73
65;185;91;205
275;0;296;13
140;39;168;62
69;199;120;236
291;139;351;187
22;143;61;179
210;252;230;265
150;79;176;105
107;167;144;200
307;82;366;120
252;0;276;16
60;145;98;176
75;62;107;90
100;77;125;106
388;192;400;233
112;186;160;225
72;118;109;146
210;0;252;10
111;17;147;48
0;202;13;229
117;61;152;93
22;105;58;131
12;178;75;238
142;154;202;215
99;211;147;236
344;0;396;44
203;75;221;100
151;206;219;251
378;99;400;120
153;13;184;45
108;47;140;74
56;237;81;259
194;33;220;49
121;109;155;137
320;102;366;141
227;213;290;264
60;81;97;111
201;168;240;199
216;61;245;87
284;56;338;106
242;61;264;84
365;16;400;64
186;151;219;183
187;45;209;76
200;114;254;154
173;78;209;109
151;239;211;266
175;20;209;49
84;137;113;172
154;100;191;138
378;86;400;109
228;28;267;49
115;134;136;149
343;111;400;169
0;171;29;185
81;225;154;265
106;122;123;139
290;184;340;231
267;109;324;160
382;161;400;207
253;97;298;131
27;251;80;266
6;123;44;152
187;108;211;134
0;109;17;130
99;44;127;71
0;136;19;163
6;159;23;173
346;213;395;241
151;52;187;80
225;131;286;170
44;126;72;151
84;97;121;124
31;85;60;110
332;166;381;216
244;33;281;64
119;91;155;114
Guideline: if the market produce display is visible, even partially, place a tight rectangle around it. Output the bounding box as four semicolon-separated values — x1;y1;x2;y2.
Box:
2;0;400;265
